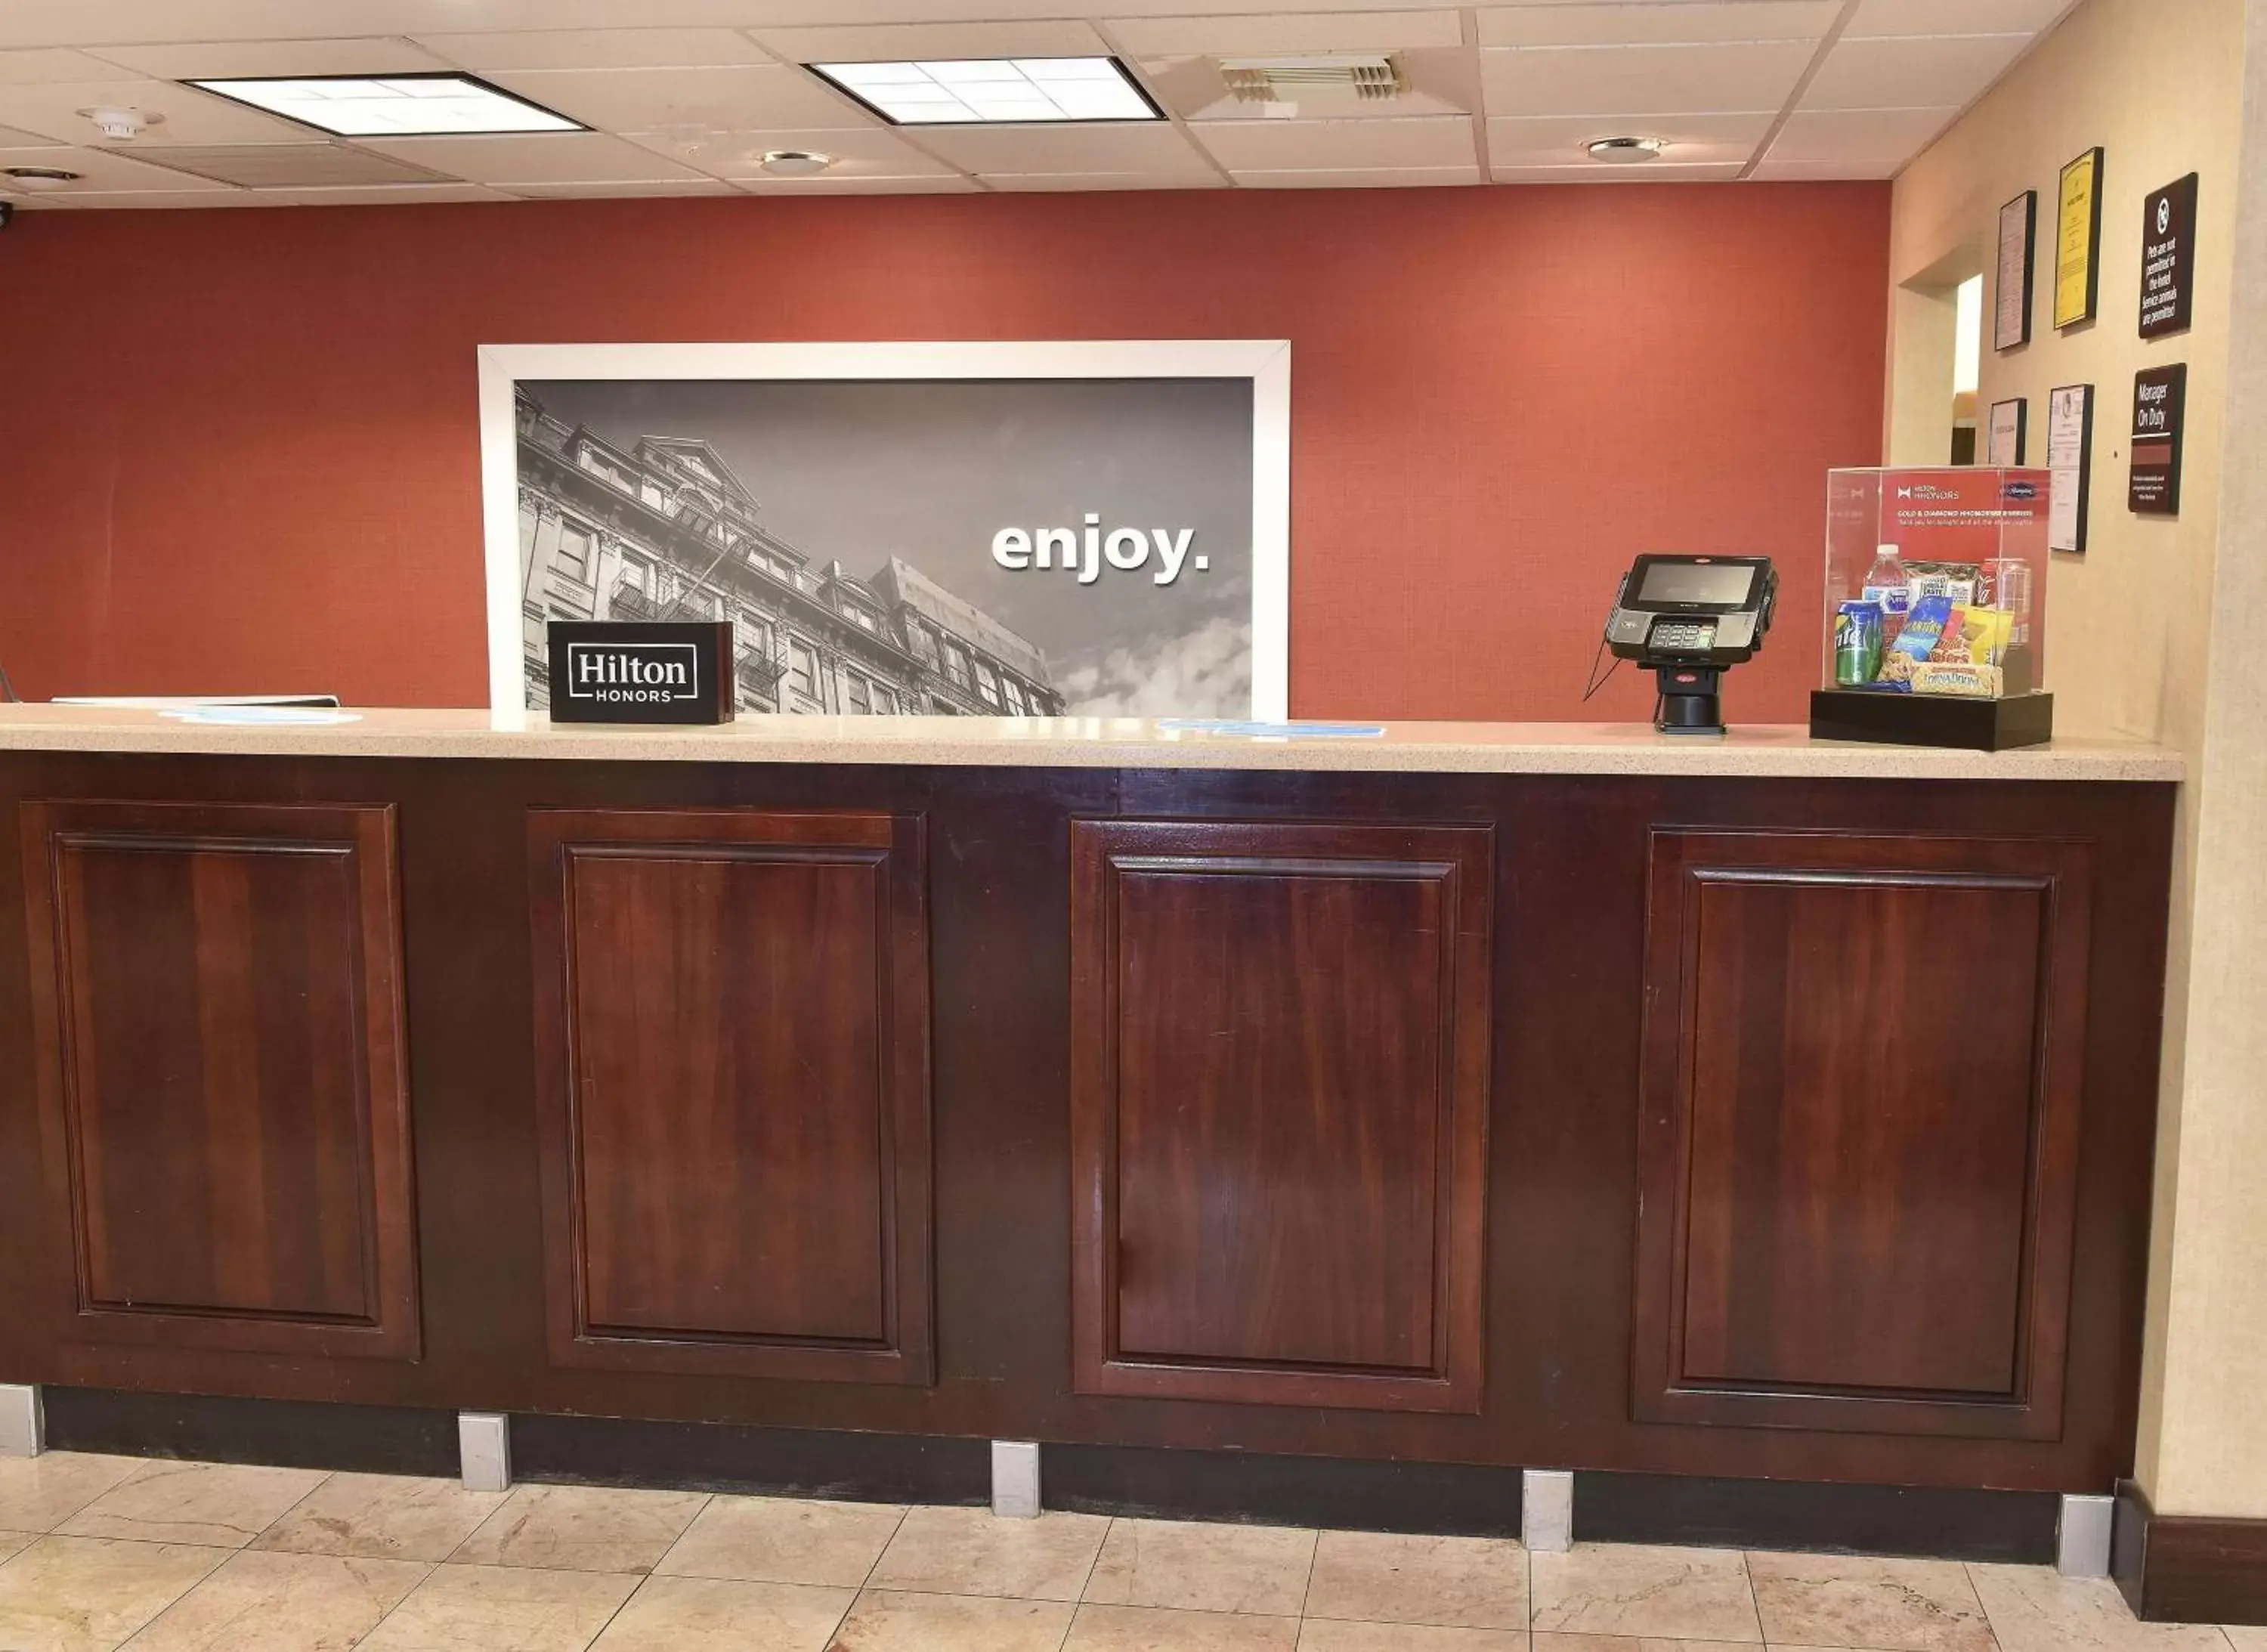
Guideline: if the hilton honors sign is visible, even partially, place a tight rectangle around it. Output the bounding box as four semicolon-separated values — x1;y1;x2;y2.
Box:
547;620;735;724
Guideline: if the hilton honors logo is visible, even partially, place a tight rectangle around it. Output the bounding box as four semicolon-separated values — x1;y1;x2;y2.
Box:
567;642;700;704
547;620;734;725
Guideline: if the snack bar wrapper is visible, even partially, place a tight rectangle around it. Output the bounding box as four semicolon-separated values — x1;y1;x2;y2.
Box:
1910;661;2004;698
1876;595;1955;689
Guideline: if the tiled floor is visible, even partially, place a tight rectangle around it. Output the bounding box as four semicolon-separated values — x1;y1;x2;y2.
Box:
0;1451;2256;1651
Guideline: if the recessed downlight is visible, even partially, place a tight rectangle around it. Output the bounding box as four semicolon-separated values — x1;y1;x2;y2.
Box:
3;166;82;189
186;73;583;138
760;149;834;177
809;57;1158;125
1586;136;1665;165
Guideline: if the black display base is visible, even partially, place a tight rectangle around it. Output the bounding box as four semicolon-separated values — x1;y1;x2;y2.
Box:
1809;688;2054;751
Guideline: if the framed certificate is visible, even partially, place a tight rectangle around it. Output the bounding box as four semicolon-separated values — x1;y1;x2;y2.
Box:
1987;398;2027;466
2055;147;2105;329
1996;190;2035;350
2047;383;2094;554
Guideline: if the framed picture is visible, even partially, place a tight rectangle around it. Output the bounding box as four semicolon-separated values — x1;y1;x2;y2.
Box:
2055;147;2105;329
2047;383;2094;554
1996;190;2035;351
478;341;1291;721
1987;398;2027;466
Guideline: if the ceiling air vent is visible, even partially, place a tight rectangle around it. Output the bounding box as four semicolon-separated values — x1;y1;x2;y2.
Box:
1218;54;1404;104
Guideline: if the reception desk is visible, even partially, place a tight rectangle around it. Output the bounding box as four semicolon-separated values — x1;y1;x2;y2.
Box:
0;708;2182;1536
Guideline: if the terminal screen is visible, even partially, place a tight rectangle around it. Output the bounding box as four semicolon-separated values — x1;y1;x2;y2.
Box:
1638;562;1755;606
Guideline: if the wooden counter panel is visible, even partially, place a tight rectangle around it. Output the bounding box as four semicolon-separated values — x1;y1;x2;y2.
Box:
0;756;2175;1496
527;807;932;1384
1070;818;1492;1412
20;800;415;1360
1635;829;2092;1438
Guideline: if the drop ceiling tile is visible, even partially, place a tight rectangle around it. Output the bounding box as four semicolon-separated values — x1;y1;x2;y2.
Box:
1141;46;1477;122
120;141;451;187
0;141;230;191
1768;105;1957;163
911;121;1214;178
747;20;1108;63
0;123;48;144
1844;0;2074;37
415;29;774;71
0;2;916;50
0;0;490;49
1748;156;1900;178
1477;2;1839;48
1802;32;2029;110
1105;11;1465;56
88;37;453;79
1192;114;1474;171
481;64;868;133
0;187;199;207
0;48;138;83
623;123;955;179
1230;163;1479;187
1487;110;1771;167
244;183;512;203
1492;160;1743;183
1480;39;1814;118
50;183;513;207
980;170;1223;191
501;177;741;196
736;172;979;193
354;130;712;184
0;76;314;145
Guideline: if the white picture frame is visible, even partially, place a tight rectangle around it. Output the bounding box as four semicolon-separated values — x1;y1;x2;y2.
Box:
477;339;1292;721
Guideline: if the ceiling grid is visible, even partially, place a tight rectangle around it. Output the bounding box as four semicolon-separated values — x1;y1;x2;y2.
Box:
0;0;2080;209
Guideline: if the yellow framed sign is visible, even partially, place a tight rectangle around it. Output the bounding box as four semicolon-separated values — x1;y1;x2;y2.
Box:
2055;147;2105;329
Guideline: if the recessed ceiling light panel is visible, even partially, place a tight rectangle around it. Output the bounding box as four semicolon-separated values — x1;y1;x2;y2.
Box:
186;73;584;138
810;57;1158;125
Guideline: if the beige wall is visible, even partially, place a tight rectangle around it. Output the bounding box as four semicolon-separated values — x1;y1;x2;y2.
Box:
1888;0;2265;1517
2147;0;2267;1521
1891;0;2239;747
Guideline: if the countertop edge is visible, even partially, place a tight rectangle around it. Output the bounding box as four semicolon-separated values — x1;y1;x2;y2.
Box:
0;716;2188;783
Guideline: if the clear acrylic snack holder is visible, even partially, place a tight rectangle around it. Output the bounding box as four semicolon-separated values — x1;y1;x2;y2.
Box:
1810;466;2053;751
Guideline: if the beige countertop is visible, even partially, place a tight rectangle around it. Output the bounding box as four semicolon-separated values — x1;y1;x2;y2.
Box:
0;704;2184;781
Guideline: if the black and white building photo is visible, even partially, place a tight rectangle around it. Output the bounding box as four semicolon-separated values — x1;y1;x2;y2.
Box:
506;369;1267;718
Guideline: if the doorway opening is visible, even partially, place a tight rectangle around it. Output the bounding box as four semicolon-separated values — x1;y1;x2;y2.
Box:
1887;251;1987;467
1951;274;1983;463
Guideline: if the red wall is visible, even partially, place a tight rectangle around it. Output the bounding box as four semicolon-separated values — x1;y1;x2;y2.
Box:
0;184;1887;722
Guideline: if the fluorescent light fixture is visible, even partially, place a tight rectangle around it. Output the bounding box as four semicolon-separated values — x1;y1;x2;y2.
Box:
187;73;583;138
810;57;1158;125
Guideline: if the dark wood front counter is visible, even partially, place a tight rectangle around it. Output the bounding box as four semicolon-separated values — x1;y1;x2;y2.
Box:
0;718;2180;1508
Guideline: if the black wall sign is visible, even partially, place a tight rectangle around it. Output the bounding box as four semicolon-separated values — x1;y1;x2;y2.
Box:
546;620;736;724
2129;364;2187;515
2139;172;2198;338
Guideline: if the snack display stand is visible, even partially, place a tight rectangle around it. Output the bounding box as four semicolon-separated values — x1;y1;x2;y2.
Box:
1809;466;2054;750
